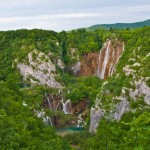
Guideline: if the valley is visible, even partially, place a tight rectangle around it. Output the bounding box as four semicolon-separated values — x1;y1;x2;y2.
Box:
0;26;150;149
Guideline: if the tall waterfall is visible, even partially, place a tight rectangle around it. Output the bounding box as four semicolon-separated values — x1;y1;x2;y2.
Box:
62;99;72;114
97;40;124;79
99;40;111;79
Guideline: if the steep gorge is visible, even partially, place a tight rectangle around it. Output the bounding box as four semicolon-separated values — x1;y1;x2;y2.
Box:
35;39;125;128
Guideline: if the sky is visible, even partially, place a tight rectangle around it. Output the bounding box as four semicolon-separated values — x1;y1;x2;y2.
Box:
0;0;150;31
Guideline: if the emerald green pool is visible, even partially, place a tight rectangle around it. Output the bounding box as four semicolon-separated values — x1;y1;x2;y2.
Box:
56;126;84;136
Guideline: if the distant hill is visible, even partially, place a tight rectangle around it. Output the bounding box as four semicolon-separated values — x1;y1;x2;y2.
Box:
87;19;150;31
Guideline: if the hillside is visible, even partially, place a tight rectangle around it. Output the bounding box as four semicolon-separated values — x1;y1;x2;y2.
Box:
87;19;150;31
0;27;150;149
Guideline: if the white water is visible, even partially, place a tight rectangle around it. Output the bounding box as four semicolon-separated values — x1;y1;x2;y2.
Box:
77;114;86;127
123;42;125;51
110;42;124;76
109;48;115;76
35;109;53;126
99;40;111;79
62;99;72;114
43;116;53;126
97;48;102;78
45;93;52;110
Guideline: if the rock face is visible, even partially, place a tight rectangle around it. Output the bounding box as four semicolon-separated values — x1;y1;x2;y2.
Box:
79;52;99;76
17;50;63;88
89;95;130;133
71;40;124;78
89;107;104;133
72;100;88;113
43;93;88;114
43;93;63;111
42;92;88;127
112;100;130;120
129;78;150;105
89;46;150;133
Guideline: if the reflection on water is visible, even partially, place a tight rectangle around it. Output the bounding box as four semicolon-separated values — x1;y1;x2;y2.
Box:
56;126;84;136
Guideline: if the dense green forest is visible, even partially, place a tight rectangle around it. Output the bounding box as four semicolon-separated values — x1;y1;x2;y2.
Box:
0;26;150;149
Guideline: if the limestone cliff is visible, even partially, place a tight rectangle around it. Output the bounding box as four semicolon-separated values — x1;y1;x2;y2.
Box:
71;39;124;79
42;92;88;127
79;52;99;76
16;50;64;88
89;44;150;133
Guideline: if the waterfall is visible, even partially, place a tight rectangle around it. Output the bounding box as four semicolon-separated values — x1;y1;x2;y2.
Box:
49;117;53;126
123;42;125;51
110;42;124;76
100;40;111;79
43;116;53;126
45;93;52;110
77;114;86;127
97;48;102;78
35;110;53;126
36;109;45;118
62;99;72;114
23;101;27;106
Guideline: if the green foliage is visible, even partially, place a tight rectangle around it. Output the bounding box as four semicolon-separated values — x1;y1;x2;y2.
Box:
0;29;61;81
59;29;103;64
0;26;150;149
64;76;102;105
64;131;93;149
74;110;150;150
0;81;70;150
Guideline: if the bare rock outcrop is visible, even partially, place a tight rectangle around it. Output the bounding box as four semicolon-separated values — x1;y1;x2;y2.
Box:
17;50;63;88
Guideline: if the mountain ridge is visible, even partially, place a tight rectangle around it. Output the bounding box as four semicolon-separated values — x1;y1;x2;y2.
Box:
86;19;150;31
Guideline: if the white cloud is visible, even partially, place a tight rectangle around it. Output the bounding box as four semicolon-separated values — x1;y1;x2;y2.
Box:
0;12;105;23
0;0;149;31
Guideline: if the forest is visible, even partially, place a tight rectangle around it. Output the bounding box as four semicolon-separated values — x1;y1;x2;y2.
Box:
0;26;150;149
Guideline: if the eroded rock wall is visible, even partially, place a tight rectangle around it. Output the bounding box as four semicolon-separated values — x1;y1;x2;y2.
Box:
17;50;63;88
71;39;124;78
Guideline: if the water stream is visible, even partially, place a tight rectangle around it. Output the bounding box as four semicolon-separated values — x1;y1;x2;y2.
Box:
45;93;52;110
99;40;111;79
62;99;72;114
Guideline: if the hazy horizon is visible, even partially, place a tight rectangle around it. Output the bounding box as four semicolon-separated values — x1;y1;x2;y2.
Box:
0;0;150;31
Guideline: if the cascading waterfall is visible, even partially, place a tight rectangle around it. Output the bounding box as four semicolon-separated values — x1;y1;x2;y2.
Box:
110;42;125;76
77;114;86;127
43;116;53;126
99;40;111;79
35;109;53;126
62;99;72;114
35;94;54;126
49;117;53;126
123;42;125;52
45;93;52;110
97;49;102;78
97;40;124;79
